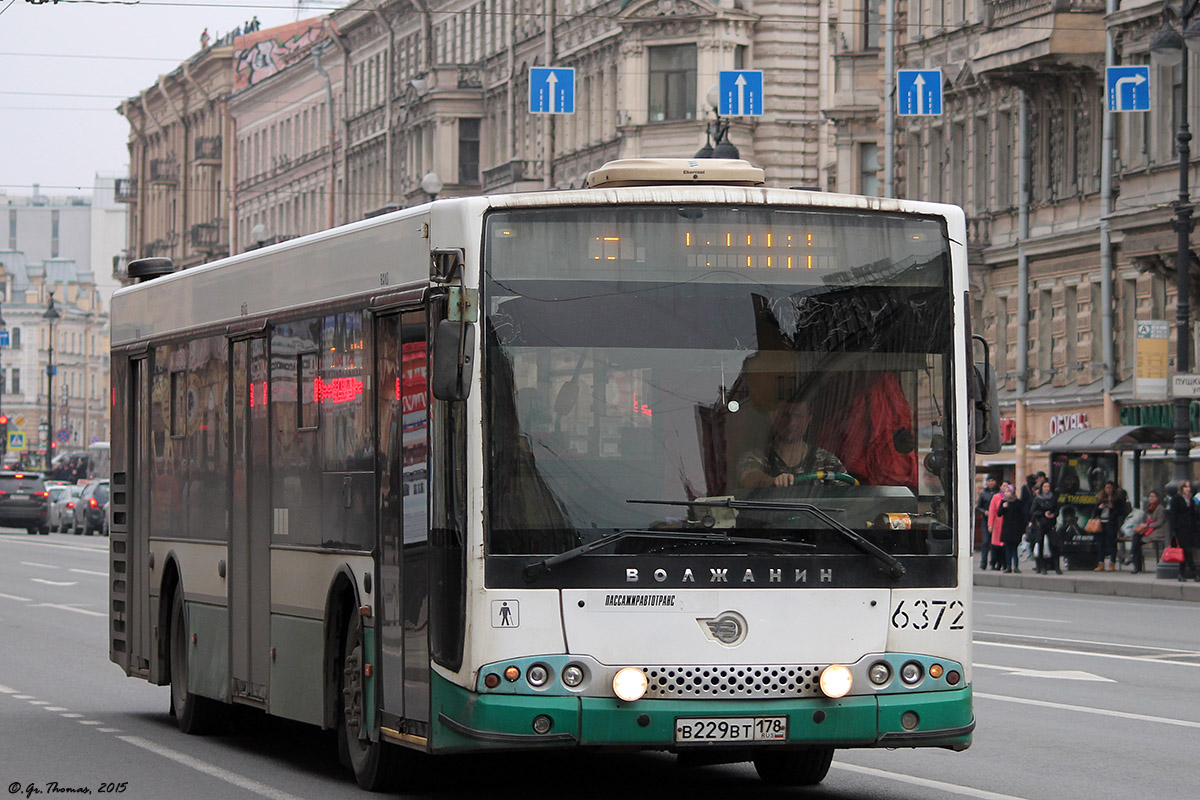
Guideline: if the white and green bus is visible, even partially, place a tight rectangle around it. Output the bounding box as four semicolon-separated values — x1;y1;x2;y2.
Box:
108;159;999;789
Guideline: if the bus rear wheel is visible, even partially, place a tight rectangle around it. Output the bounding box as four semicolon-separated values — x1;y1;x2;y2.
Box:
339;620;401;791
752;747;834;786
168;590;226;734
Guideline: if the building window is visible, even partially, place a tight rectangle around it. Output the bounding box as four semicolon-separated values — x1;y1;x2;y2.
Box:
648;44;697;122
7;209;15;250
11;327;20;349
858;143;880;196
459;118;481;185
996;111;1012;209
51;210;60;258
11;368;19;395
863;0;882;49
734;44;747;70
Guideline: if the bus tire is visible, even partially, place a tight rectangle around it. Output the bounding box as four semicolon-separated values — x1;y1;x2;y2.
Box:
752;747;834;786
339;618;400;791
168;591;226;735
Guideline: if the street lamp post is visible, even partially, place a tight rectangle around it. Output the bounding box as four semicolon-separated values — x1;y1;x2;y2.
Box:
1150;0;1200;481
43;291;60;472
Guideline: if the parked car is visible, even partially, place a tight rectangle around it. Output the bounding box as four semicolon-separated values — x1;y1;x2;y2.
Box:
49;483;82;532
0;471;51;535
73;479;109;536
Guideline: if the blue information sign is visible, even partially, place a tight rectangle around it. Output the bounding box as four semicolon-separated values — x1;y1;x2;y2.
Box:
0;331;8;347
718;70;764;117
897;69;943;116
1107;66;1150;112
529;67;575;114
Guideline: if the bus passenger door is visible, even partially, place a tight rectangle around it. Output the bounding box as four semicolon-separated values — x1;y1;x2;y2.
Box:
230;336;271;704
375;310;430;731
130;356;152;674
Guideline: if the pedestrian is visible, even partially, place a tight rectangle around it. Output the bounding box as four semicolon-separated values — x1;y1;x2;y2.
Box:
1029;477;1060;574
1094;480;1129;571
1164;481;1198;582
996;483;1024;573
988;481;1009;570
976;474;999;570
1129;490;1164;574
1019;472;1037;524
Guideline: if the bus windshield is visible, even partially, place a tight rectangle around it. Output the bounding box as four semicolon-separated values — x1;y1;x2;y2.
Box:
483;205;956;561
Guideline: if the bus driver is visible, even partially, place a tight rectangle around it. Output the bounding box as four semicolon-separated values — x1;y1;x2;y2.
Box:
738;398;847;488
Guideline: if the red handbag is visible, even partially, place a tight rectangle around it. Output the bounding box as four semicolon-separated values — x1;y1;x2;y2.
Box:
1162;544;1185;563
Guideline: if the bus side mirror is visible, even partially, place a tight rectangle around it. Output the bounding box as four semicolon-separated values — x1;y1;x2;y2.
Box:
431;319;475;401
973;361;1001;454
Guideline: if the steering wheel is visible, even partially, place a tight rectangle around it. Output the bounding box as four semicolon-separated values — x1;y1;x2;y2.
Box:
793;470;859;486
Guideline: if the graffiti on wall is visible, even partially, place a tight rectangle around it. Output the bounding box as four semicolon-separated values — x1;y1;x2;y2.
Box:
234;19;327;91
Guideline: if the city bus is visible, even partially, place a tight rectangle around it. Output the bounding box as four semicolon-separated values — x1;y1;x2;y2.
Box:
108;158;1000;790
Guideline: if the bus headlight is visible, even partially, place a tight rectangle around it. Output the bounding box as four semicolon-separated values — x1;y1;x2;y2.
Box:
900;661;924;685
819;664;853;698
561;664;585;688
612;667;648;702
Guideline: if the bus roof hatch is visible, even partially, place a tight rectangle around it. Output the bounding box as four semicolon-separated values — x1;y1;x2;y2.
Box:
585;158;765;188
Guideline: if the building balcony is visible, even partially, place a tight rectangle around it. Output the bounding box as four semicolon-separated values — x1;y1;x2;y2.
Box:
189;220;225;250
114;177;137;202
481;159;543;193
194;136;222;166
148;158;179;186
975;0;1106;75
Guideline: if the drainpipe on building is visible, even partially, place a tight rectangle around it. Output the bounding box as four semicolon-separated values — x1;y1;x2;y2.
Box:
508;5;517;163
314;39;339;230
883;0;895;196
1016;90;1031;481
370;3;396;201
220;99;238;253
157;76;189;264
324;18;351;227
543;0;556;190
1100;0;1118;427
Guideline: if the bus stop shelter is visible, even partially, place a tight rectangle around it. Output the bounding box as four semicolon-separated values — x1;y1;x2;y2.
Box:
1036;425;1174;502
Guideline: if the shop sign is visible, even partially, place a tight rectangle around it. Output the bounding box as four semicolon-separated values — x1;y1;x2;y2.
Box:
1049;412;1089;437
1135;320;1169;399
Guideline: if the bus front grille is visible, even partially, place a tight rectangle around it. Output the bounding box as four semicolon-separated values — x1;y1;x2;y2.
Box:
642;665;823;699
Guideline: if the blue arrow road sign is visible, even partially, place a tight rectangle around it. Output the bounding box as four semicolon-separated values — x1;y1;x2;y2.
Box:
718;70;764;116
1107;66;1150;112
529;67;575;114
897;69;943;116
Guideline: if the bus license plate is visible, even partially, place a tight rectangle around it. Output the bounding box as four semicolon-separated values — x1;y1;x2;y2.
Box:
674;716;788;744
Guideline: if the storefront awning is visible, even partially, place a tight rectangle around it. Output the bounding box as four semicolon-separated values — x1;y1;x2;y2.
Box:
1036;426;1175;452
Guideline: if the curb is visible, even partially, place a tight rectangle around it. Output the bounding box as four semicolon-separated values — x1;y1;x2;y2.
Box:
974;570;1200;602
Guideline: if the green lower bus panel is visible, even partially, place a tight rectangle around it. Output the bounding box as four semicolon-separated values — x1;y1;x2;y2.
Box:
431;673;973;752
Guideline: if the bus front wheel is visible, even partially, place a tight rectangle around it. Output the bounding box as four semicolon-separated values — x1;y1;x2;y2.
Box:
339;619;401;791
752;747;834;786
168;591;226;734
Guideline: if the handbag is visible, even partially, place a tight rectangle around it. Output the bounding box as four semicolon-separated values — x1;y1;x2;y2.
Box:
1162;544;1185;563
1084;517;1103;534
1133;522;1149;536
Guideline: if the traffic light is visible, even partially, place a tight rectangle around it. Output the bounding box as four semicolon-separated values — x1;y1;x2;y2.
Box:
0;415;8;455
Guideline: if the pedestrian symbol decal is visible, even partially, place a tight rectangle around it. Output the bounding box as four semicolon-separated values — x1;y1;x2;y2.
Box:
492;599;519;628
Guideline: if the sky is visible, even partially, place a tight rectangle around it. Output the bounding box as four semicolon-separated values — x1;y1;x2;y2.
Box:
0;0;336;198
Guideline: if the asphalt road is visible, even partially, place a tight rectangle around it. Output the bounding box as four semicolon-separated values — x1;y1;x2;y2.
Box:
2;529;1197;800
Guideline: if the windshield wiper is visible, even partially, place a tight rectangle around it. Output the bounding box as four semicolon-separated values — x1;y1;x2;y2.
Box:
628;498;907;580
521;528;815;582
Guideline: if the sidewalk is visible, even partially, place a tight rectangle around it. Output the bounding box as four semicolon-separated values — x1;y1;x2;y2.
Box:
974;559;1200;603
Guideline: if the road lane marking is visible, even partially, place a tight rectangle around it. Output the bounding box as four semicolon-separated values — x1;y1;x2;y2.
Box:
0;685;17;693
986;614;1070;623
974;663;1114;682
833;761;1034;799
977;629;1200;655
79;720;102;725
60;713;83;718
0;538;108;554
118;735;308;800
20;561;58;569
44;706;68;711
976;692;1200;729
29;700;49;705
975;640;1200;668
0;592;33;602
97;728;121;733
30;603;106;617
68;568;107;577
30;578;79;586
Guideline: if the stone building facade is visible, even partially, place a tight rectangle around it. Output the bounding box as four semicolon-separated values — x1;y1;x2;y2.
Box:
820;0;1200;488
